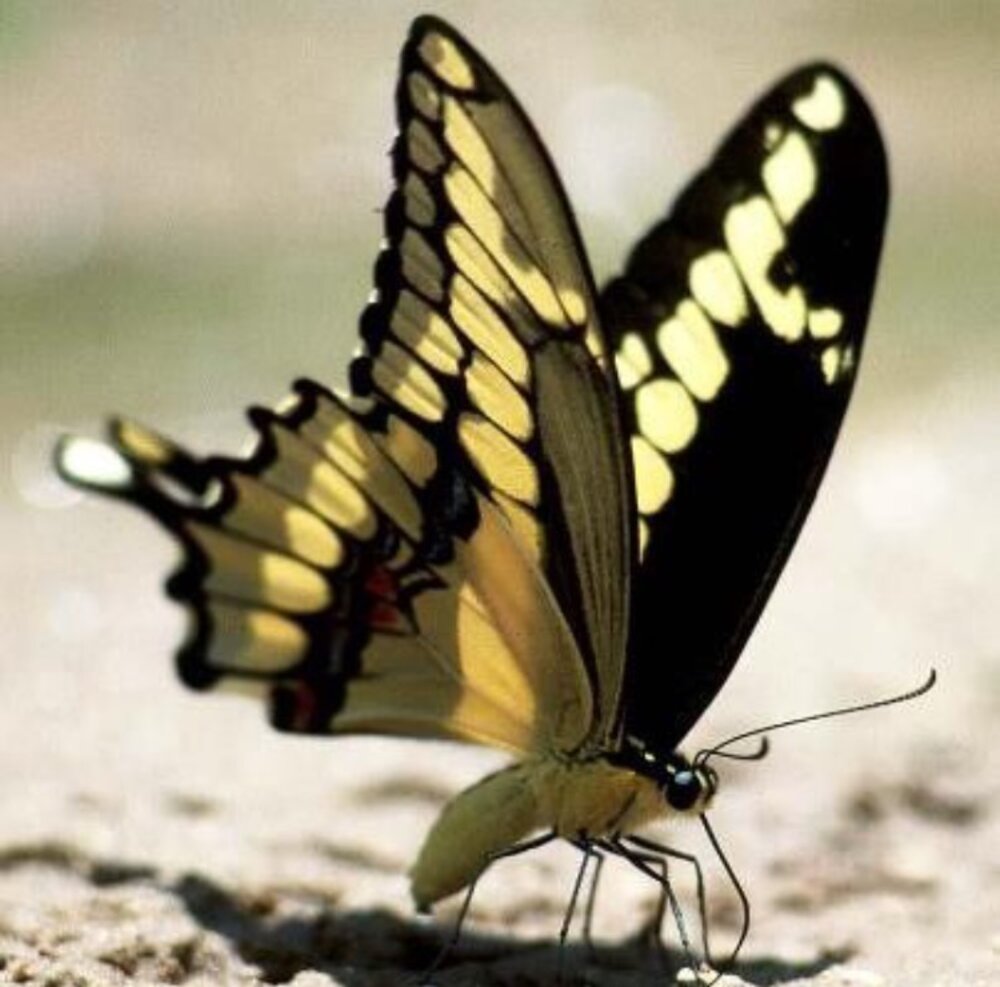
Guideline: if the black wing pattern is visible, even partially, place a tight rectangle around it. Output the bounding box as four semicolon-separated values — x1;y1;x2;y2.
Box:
56;17;634;755
604;66;888;753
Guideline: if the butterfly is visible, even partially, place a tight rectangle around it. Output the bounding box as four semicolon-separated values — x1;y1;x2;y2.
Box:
57;13;888;965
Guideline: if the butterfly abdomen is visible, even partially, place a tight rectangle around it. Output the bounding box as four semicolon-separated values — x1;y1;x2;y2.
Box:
410;761;540;910
410;756;665;908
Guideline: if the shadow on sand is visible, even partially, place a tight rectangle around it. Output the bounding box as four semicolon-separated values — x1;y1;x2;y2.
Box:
172;871;849;986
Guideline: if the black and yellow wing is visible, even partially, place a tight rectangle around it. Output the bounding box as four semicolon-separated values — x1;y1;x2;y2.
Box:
55;20;888;772
56;17;633;755
604;66;888;754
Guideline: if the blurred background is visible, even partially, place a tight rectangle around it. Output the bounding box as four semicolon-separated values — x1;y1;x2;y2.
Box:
1;3;998;984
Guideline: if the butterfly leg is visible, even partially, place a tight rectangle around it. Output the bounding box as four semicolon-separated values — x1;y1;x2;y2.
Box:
600;836;698;975
419;830;556;984
578;839;606;958
623;833;712;966
559;838;605;979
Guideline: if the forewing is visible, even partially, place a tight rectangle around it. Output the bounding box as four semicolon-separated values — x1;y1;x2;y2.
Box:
605;66;889;752
352;16;633;738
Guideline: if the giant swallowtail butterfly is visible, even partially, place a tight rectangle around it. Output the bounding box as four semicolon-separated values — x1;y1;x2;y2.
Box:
57;13;889;964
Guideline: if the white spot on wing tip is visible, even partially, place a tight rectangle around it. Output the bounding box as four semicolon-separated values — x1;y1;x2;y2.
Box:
57;436;133;490
792;74;846;131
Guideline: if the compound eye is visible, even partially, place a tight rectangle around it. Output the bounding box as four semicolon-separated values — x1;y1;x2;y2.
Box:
665;770;701;811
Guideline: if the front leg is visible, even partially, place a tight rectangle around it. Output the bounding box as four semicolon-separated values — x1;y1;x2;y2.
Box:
624;832;712;964
599;835;699;974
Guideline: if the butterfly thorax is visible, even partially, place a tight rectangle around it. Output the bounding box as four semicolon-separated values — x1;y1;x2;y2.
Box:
409;750;712;910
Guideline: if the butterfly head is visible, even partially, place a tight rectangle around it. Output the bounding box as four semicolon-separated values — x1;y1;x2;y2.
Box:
661;754;718;813
619;739;718;814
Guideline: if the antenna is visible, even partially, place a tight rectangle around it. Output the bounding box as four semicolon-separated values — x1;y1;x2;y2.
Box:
695;668;937;767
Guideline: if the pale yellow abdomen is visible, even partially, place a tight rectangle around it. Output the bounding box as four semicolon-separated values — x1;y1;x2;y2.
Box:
409;755;665;909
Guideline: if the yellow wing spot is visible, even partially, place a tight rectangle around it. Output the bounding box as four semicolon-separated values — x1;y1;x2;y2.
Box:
458;413;540;505
820;345;841;383
407;118;446;173
614;332;653;390
391;289;464;376
307;393;379;469
763;121;784;150
808;307;844;339
637;518;651;558
417;30;476;91
299;407;424;541
114;419;174;467
762;130;817;224
635;378;699;454
792;74;846;131
407;70;441;120
558;285;587;325
689;250;749;327
724;196;806;341
225;474;344;570
656;300;730;402
264;429;377;539
378;413;438;487
401;228;445;303
446;225;541;346
444;168;567;328
466;353;534;441
187;522;332;614
372;339;447;423
630;435;675;515
449;273;532;385
820;344;856;385
206;603;308;674
442;98;498;196
403;172;436;228
440;97;538;265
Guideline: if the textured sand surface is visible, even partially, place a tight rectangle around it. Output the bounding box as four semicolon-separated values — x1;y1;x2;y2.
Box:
3;4;999;985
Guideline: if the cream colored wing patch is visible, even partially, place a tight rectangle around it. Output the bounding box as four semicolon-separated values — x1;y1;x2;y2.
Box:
350;16;634;744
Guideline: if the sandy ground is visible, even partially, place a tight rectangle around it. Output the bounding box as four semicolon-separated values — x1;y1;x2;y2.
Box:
4;369;999;987
3;5;1000;986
